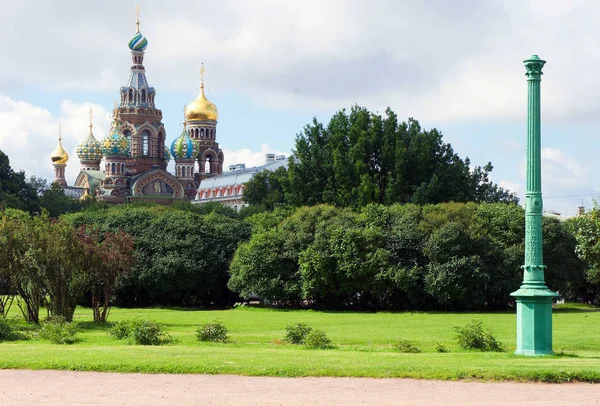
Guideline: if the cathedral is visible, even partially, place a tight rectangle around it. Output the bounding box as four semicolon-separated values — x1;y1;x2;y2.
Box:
49;11;225;204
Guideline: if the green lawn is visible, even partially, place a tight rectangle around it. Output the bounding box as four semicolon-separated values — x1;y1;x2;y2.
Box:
1;304;600;382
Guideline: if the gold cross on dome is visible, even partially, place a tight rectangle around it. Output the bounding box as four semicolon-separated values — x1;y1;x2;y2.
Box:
58;120;62;141
136;5;140;33
200;63;205;89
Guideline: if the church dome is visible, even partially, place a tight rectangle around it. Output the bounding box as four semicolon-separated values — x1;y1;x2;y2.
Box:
170;125;199;160
77;122;102;162
101;120;129;157
185;87;218;121
50;134;69;165
128;31;148;52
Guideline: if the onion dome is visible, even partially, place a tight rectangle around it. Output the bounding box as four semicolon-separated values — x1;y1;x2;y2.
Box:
163;145;171;162
170;123;199;160
76;110;102;161
128;31;148;52
128;7;148;51
101;117;129;157
50;123;69;165
185;64;218;121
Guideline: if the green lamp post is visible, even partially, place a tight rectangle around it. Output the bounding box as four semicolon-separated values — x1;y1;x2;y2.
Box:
510;55;558;356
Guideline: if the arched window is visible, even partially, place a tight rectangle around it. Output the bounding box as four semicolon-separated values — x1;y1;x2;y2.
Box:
111;162;116;174
128;88;134;104
121;163;125;174
142;130;150;156
141;90;146;104
205;156;212;174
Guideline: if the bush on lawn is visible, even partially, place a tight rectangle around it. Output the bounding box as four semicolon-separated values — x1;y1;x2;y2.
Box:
284;323;312;345
454;320;504;352
39;316;77;345
196;320;229;343
304;329;334;349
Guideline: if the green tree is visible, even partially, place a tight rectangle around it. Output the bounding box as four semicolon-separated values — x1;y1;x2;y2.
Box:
0;150;40;213
283;107;518;209
40;182;84;218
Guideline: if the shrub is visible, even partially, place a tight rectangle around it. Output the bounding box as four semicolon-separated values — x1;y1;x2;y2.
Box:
39;316;77;345
196;320;229;343
395;340;422;353
0;318;20;342
130;320;169;346
109;320;133;340
304;329;334;349
284;323;312;344
454;320;504;352
435;342;450;353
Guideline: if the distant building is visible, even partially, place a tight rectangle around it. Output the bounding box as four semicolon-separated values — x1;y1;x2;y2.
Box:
49;11;224;204
195;155;288;211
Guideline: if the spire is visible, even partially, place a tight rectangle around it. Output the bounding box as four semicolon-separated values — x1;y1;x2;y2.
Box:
200;63;205;91
183;104;187;130
88;107;94;135
136;5;140;33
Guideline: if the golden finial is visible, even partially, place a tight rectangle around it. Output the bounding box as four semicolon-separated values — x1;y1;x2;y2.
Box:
89;107;94;134
136;5;140;33
200;63;205;90
183;104;187;129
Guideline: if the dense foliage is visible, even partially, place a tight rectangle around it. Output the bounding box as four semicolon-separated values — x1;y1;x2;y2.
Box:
0;151;40;213
244;107;517;208
565;204;600;301
229;203;586;310
0;210;135;322
65;204;251;307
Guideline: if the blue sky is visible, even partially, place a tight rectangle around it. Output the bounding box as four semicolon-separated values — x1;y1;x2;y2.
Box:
1;0;600;215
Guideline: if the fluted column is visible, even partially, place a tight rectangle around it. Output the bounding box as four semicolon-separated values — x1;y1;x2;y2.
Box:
511;55;558;356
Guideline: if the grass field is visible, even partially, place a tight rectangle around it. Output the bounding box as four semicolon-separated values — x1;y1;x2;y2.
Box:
1;303;600;382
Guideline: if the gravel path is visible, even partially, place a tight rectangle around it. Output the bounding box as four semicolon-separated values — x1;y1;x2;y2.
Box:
1;370;599;405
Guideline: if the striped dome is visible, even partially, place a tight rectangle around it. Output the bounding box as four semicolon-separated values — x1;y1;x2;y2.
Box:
170;126;199;160
128;31;148;51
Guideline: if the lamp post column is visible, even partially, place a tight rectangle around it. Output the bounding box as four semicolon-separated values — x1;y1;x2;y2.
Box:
510;55;558;356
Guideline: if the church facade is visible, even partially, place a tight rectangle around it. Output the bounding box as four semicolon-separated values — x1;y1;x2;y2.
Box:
50;12;224;204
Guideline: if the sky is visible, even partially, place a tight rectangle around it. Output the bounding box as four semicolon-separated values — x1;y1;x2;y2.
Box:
1;0;600;215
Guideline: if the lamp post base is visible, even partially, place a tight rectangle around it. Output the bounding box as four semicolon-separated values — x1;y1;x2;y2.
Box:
511;287;558;356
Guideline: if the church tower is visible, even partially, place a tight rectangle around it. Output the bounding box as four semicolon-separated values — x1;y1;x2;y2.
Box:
99;110;130;198
185;64;224;182
50;122;69;186
114;7;167;176
171;107;200;199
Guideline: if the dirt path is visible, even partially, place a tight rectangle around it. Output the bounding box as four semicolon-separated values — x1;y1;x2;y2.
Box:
0;370;599;405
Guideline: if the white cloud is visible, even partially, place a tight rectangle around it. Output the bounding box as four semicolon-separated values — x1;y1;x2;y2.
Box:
222;143;288;169
499;180;522;197
3;0;600;122
0;94;111;185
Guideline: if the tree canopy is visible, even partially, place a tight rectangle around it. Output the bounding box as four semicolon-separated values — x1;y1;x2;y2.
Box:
244;107;517;209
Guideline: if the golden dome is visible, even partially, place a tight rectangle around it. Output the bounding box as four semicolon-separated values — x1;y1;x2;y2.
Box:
185;86;218;121
50;123;69;165
185;64;218;121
